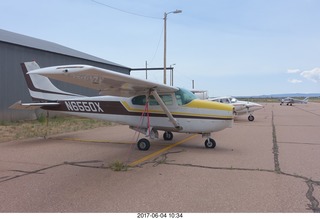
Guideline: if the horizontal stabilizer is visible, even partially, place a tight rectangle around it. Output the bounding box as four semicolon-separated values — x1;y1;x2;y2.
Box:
9;101;60;110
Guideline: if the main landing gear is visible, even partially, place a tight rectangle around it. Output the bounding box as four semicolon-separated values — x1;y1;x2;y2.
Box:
137;138;151;151
136;131;173;151
136;131;218;151
163;131;173;141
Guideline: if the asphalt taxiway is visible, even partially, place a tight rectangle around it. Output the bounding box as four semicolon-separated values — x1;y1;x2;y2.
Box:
0;102;319;212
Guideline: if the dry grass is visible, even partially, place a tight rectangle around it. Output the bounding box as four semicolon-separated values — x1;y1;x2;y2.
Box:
0;116;111;143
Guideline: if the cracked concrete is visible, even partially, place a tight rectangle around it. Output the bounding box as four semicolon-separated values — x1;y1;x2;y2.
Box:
0;103;319;212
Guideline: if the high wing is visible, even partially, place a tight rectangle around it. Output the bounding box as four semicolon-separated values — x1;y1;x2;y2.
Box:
28;65;178;97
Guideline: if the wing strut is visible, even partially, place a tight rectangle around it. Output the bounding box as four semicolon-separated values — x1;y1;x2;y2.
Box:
150;89;182;130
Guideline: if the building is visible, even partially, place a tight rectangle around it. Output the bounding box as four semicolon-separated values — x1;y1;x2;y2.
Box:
0;29;131;121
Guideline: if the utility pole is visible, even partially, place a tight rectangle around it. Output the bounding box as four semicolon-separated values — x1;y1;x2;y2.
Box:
163;9;182;84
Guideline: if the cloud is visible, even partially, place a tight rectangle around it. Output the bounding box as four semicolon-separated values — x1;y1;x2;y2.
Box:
288;79;302;84
300;67;320;83
287;69;301;74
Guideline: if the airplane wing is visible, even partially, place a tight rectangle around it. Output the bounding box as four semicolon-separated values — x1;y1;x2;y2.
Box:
28;65;178;97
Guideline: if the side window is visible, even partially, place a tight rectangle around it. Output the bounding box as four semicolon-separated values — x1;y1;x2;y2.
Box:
161;94;173;105
221;99;228;103
149;96;158;106
176;94;183;105
132;94;173;106
132;95;146;105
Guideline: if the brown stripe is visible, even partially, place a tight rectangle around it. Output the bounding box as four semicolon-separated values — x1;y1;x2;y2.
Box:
42;100;233;121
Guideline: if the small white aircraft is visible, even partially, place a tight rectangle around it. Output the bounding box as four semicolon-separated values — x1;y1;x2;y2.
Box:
10;61;234;150
208;96;263;121
280;97;309;106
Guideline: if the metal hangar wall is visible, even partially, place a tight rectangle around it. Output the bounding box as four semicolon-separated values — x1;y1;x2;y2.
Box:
0;29;131;121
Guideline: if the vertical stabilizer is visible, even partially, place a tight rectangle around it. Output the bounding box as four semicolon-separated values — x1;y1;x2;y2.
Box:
21;61;82;101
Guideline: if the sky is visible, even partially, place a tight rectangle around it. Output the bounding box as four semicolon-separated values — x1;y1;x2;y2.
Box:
1;0;320;96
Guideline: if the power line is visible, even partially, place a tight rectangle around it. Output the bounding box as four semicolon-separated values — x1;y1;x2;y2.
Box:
149;27;163;65
91;0;161;20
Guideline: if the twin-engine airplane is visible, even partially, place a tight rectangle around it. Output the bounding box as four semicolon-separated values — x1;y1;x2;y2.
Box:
280;97;309;106
10;61;234;151
209;96;263;121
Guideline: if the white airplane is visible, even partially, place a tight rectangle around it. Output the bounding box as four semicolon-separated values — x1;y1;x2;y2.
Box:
208;96;263;121
280;97;309;106
10;61;234;150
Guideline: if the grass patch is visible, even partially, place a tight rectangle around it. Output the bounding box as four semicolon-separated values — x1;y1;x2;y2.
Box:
0;116;111;143
109;161;128;171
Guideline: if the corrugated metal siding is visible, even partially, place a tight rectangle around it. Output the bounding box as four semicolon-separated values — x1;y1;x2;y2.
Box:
0;41;131;121
0;29;127;68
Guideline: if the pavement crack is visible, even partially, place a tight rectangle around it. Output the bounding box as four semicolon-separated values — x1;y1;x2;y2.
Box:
271;110;320;212
136;150;185;167
64;160;108;169
10;169;45;174
306;180;320;212
272;111;281;174
0;163;64;184
164;162;275;174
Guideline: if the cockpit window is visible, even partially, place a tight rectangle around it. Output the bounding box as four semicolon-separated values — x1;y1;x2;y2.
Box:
175;88;197;105
231;97;237;103
220;98;230;104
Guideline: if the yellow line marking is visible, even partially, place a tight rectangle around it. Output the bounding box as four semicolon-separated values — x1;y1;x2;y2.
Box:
129;134;198;167
55;138;134;145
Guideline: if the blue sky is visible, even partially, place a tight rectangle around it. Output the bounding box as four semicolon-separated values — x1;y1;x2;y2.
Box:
1;0;320;96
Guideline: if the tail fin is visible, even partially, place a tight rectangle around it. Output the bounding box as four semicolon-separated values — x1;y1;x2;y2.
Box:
21;61;82;101
303;97;309;103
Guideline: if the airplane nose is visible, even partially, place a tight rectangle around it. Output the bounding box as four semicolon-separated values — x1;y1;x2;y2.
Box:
250;102;264;109
247;102;264;109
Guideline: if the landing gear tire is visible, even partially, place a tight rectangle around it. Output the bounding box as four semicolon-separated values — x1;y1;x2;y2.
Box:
248;114;254;122
137;138;150;151
205;138;216;149
163;131;173;141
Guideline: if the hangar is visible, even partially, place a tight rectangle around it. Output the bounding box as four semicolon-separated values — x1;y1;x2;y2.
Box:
0;29;131;121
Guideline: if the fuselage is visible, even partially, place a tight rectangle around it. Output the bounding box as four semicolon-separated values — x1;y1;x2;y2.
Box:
43;89;234;134
209;96;263;115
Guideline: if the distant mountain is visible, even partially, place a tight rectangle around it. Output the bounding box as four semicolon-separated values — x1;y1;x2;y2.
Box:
237;93;320;98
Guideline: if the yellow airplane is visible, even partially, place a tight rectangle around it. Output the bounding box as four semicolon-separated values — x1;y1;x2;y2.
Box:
11;61;234;151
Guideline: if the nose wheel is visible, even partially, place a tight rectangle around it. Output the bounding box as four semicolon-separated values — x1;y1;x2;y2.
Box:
205;138;216;148
248;114;254;121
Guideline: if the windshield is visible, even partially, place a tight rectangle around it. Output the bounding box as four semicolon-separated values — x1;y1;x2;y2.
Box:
175;88;198;105
230;97;237;103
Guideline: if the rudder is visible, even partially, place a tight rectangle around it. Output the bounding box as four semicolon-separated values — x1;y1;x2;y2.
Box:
21;61;81;101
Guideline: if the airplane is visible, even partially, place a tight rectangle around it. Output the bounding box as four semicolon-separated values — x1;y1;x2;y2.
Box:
208;96;263;121
10;61;234;151
280;97;309;106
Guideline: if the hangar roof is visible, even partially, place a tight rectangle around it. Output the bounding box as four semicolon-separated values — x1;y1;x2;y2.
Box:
0;29;129;69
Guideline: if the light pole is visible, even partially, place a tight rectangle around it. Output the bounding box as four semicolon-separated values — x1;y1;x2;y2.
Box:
163;9;182;84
